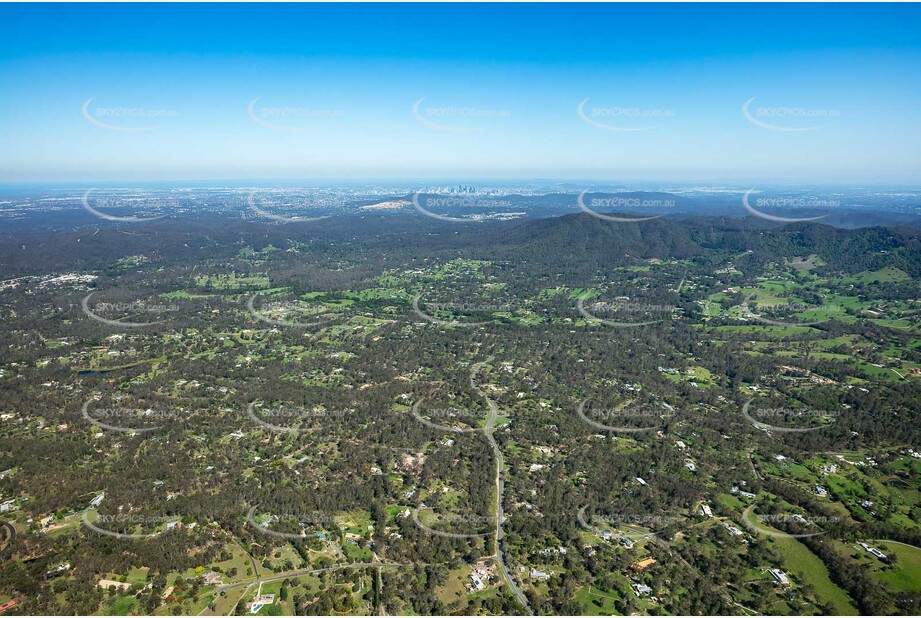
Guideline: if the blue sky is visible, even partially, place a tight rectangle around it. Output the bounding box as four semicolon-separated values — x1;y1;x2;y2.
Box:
2;3;920;183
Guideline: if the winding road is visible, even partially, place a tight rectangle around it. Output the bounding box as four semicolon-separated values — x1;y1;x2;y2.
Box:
226;357;534;614
471;358;533;615
0;521;14;550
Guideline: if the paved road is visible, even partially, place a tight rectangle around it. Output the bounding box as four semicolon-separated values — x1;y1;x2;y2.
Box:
472;359;533;615
871;539;921;551
0;521;14;549
747;452;762;480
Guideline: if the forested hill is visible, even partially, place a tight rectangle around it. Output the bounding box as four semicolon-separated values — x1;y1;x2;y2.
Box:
488;213;921;276
1;211;919;278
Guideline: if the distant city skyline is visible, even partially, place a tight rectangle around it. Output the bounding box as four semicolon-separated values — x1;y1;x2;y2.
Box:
3;3;920;183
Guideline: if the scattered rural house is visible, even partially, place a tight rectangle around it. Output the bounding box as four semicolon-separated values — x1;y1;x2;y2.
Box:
97;579;133;591
45;563;71;579
202;572;222;585
468;573;485;591
529;568;550;580
769;569;790;586
635;477;648;486
632;583;652;597
699;504;713;518
249;594;276;614
600;530;613;541
90;493;105;508
859;543;888;560
0;600;22;614
814;484;828;497
471;562;493;582
738;491;756;499
620;536;635;550
724;524;744;537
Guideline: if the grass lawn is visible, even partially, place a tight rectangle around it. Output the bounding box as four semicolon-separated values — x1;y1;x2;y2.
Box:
102;594;140;616
769;533;858;615
840;268;911;284
435;567;471;609
575;585;620;615
871;541;921;593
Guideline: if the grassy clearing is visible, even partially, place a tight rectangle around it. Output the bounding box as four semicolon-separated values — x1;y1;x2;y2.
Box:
769;533;858;615
872;541;921;593
575;585;620;615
